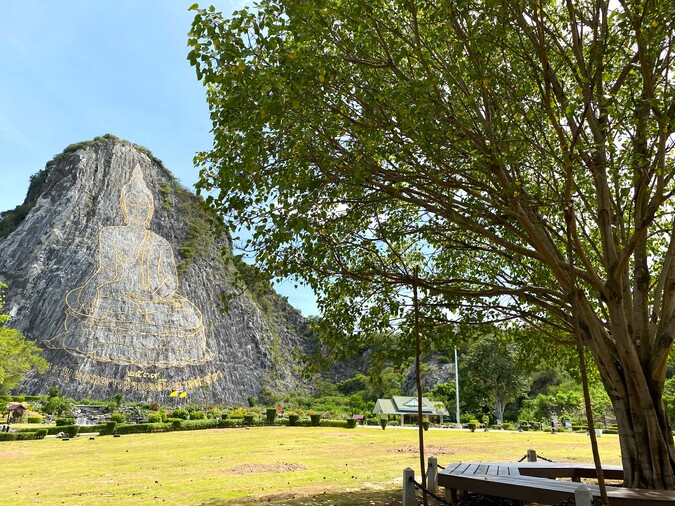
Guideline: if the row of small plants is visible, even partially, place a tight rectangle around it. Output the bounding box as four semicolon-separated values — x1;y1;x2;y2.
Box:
2;414;360;441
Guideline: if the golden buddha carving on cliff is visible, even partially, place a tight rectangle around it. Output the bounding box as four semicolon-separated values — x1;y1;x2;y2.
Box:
46;165;213;367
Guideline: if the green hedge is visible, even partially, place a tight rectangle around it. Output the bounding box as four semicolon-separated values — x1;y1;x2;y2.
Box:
56;418;76;426
0;416;377;443
64;425;79;437
100;422;118;435
47;425;78;435
87;423;110;434
27;416;43;424
179;419;221;431
170;409;189;420
321;419;350;428
115;423;169;434
15;431;39;440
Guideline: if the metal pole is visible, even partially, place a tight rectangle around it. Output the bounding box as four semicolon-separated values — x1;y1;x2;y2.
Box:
454;347;461;427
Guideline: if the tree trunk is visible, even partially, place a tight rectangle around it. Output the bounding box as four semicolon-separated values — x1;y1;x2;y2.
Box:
580;299;675;488
494;397;505;424
604;369;675;489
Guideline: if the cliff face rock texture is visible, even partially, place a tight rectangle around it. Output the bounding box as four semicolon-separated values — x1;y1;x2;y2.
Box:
0;135;311;403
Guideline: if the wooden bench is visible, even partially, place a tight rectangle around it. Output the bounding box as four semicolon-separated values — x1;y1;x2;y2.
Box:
438;461;675;505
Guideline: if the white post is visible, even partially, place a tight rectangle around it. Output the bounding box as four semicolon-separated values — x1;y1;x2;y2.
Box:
428;456;438;494
403;467;416;506
574;485;593;506
454;347;461;428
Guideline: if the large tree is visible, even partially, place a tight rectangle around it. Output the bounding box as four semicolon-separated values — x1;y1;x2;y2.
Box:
189;0;675;488
459;333;530;423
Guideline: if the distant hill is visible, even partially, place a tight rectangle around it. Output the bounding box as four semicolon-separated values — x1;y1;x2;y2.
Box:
0;135;312;404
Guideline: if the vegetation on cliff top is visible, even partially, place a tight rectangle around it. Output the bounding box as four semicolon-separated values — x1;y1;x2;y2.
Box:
0;134;170;240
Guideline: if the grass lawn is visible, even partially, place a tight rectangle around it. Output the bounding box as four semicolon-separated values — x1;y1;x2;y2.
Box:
0;425;621;505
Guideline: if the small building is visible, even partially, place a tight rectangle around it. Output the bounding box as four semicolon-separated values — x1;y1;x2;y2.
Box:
5;403;28;423
374;396;449;425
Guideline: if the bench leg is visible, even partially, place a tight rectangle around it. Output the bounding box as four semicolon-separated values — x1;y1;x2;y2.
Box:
447;487;458;504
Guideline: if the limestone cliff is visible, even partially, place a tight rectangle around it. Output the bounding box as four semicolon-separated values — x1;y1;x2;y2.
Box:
0;135;311;404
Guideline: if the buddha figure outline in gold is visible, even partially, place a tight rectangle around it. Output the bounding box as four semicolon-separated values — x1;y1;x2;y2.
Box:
45;165;214;368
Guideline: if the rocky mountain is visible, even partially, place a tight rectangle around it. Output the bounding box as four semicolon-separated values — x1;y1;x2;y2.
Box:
0;135;312;404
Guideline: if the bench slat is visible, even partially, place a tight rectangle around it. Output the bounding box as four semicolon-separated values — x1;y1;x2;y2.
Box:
439;462;675;505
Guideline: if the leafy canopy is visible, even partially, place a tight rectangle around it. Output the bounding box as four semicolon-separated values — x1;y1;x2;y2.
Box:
188;0;675;353
187;5;675;486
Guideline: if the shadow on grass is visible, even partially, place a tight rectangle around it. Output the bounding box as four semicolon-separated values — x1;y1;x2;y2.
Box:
201;489;404;505
201;489;456;506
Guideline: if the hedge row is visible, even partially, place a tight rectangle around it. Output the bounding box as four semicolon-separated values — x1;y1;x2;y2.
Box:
1;417;357;443
114;423;168;434
46;425;77;436
0;429;47;441
105;417;353;433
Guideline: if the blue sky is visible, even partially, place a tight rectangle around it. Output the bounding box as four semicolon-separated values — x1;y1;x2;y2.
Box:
0;0;318;316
